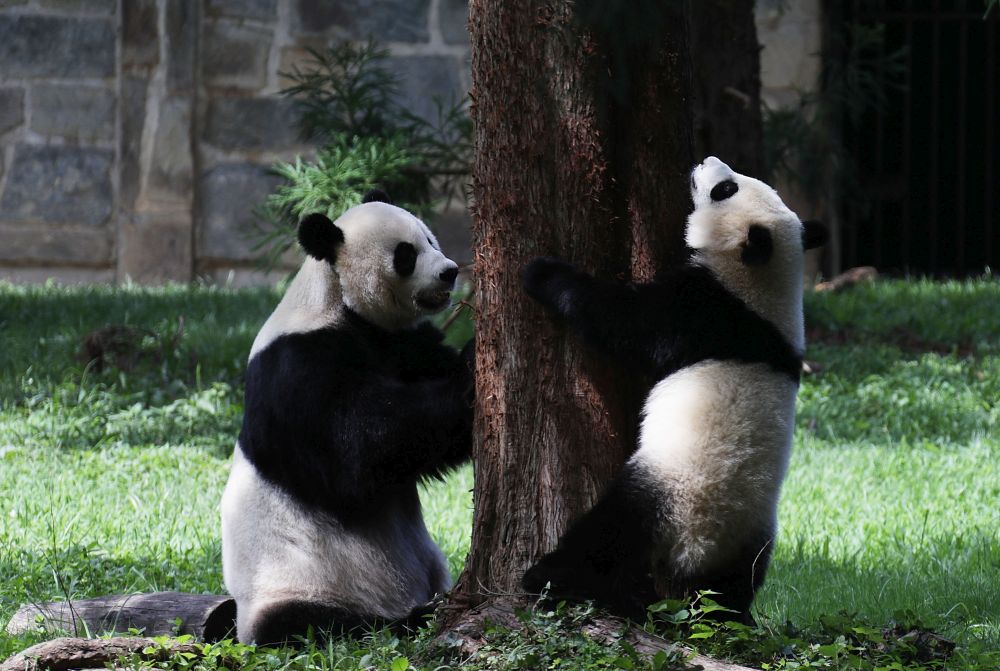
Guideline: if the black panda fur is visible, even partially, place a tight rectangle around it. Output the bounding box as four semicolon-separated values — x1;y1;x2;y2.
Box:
240;310;472;521
222;200;472;645
521;156;826;623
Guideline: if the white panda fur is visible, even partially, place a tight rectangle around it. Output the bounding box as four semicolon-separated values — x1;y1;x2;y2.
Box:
221;193;473;644
521;157;826;622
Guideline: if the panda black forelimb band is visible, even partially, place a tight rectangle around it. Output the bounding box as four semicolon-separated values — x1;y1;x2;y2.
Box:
240;329;472;513
522;258;801;382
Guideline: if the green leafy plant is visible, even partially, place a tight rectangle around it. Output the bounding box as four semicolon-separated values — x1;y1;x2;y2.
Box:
644;594;997;671
255;40;472;268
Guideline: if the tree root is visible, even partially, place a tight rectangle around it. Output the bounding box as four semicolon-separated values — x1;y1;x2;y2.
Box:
434;597;759;671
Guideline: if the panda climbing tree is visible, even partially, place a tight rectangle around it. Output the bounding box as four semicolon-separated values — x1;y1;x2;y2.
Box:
447;0;685;626
444;0;774;643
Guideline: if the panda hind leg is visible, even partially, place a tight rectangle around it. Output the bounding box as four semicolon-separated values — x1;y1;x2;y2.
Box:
523;549;656;622
248;600;385;646
522;547;596;599
522;466;661;621
662;533;775;626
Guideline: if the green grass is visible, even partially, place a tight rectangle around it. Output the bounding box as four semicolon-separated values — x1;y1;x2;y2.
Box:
762;279;1000;659
0;278;997;668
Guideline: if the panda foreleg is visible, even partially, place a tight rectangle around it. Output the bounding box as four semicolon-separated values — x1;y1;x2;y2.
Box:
522;258;661;369
337;373;473;490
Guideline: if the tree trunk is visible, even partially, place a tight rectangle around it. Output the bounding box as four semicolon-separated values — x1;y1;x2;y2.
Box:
689;0;764;178
449;0;693;614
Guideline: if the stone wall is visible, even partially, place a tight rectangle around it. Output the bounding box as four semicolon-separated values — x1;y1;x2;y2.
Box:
0;0;821;284
755;0;827;274
755;0;823;112
0;0;470;284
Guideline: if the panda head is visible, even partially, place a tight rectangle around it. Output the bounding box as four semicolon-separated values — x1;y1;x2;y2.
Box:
686;157;826;344
298;191;459;330
686;157;826;280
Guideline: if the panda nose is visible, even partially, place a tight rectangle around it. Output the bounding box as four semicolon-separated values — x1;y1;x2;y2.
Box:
439;266;458;285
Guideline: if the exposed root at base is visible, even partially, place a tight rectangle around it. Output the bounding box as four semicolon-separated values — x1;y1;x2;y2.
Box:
433;596;759;671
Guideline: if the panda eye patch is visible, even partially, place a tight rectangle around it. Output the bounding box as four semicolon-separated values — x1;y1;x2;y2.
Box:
393;242;417;277
710;179;739;202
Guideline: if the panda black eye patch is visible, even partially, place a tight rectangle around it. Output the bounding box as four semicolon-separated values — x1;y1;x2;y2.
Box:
393;242;417;276
710;179;739;202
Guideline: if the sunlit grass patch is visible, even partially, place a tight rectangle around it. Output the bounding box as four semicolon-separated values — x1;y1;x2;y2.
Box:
0;278;998;668
764;438;1000;645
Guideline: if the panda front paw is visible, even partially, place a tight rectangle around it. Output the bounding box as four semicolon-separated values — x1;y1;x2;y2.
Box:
522;257;577;310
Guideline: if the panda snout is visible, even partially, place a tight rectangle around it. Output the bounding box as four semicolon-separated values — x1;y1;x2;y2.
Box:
439;266;458;287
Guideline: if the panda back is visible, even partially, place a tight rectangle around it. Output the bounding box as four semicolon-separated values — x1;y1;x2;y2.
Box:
635;359;796;561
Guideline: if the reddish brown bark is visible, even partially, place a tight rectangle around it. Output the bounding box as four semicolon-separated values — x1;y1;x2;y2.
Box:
449;0;693;614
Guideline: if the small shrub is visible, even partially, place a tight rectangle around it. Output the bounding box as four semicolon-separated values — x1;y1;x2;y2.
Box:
255;40;472;267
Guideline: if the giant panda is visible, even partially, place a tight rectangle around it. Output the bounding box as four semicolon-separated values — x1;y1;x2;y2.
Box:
520;157;826;623
221;191;473;644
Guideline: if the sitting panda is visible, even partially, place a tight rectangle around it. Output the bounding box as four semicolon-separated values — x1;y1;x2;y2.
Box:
221;191;473;644
521;157;826;623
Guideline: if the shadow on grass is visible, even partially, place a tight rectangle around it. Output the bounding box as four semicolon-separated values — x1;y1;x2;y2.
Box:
0;285;278;398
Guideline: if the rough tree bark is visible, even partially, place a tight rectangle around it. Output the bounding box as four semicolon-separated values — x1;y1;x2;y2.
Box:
447;0;693;617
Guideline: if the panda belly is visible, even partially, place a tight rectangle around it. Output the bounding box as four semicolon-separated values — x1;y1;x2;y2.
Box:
634;360;797;577
221;446;449;638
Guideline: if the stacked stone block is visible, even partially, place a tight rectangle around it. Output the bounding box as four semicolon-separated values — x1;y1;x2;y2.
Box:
0;0;818;284
755;0;826;273
755;0;822;111
0;0;471;284
0;5;117;282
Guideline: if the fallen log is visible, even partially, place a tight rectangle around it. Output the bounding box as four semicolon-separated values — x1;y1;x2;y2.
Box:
814;266;879;292
5;593;235;642
0;636;197;671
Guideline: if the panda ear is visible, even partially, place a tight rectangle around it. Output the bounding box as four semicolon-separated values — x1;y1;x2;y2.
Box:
741;224;773;266
361;189;393;205
802;220;828;250
298;213;345;262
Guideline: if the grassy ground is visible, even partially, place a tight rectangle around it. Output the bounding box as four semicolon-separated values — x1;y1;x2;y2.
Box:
0;278;996;668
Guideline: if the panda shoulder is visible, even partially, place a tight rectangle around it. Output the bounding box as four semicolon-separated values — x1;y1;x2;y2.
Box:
249;327;368;377
648;263;733;306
